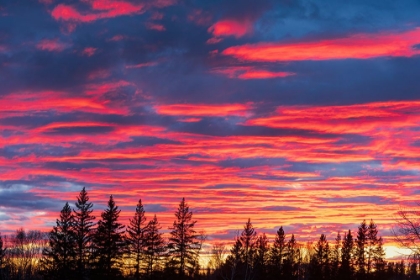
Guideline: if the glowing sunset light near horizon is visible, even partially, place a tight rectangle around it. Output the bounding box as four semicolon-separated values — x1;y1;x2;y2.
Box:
1;0;420;270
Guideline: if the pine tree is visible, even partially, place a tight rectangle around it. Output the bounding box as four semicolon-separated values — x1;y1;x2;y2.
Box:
269;226;286;278
126;199;148;279
239;219;258;280
168;198;200;279
339;230;354;280
284;234;299;280
224;236;243;280
356;220;369;277
331;232;341;279
373;237;386;279
41;202;77;279
254;233;269;280
73;187;96;278
367;219;378;274
145;215;165;278
309;234;330;280
0;233;5;277
93;195;126;279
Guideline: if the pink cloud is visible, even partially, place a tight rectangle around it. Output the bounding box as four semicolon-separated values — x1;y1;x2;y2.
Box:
82;47;97;56
51;1;144;23
223;27;420;61
125;62;158;69
212;66;294;79
208;19;253;38
36;38;70;52
146;22;166;31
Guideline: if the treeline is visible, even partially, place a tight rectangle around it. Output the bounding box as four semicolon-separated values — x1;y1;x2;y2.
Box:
0;188;202;280
0;188;418;280
211;219;417;280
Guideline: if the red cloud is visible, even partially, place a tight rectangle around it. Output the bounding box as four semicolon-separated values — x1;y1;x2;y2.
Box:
212;66;294;79
223;28;420;61
36;38;70;52
154;103;253;117
208;19;253;38
51;1;144;23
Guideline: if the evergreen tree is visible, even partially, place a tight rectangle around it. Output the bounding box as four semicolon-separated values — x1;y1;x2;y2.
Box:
239;219;258;280
145;215;165;278
41;202;77;280
356;220;369;278
224;236;243;280
373;237;386;279
284;234;299;280
269;226;286;278
168;198;200;279
309;234;330;280
126;199;148;279
367;219;378;274
93;195;126;280
339;230;354;280
331;232;341;279
73;187;96;278
0;233;5;278
254;233;269;280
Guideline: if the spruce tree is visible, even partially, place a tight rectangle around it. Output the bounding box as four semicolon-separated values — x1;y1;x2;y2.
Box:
309;234;330;280
339;230;354;280
126;199;148;279
269;226;286;278
73;187;95;278
0;233;5;277
145;215;165;278
254;233;269;279
239;219;258;280
367;219;378;274
225;236;243;280
373;237;386;278
356;220;368;277
284;234;299;280
41;202;77;279
168;198;200;279
331;232;341;279
93;195;126;279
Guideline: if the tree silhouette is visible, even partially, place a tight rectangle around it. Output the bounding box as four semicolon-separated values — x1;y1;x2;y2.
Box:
145;215;165;278
254;233;269;280
269;226;286;278
126;199;148;279
283;234;299;280
356;220;369;278
0;233;5;278
339;229;354;280
168;198;200;279
309;234;331;280
73;187;96;279
330;232;341;279
93;195;126;279
41;202;77;279
239;219;258;280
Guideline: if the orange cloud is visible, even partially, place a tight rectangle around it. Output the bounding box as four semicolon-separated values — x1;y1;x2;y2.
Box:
223;28;420;61
154;103;253;117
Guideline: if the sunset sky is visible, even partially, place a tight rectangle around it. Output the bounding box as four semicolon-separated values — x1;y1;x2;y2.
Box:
1;0;420;258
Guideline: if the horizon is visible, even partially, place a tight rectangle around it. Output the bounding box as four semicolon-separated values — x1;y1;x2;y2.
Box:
1;0;420;265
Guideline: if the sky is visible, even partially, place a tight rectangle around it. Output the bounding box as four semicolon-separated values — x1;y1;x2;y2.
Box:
1;0;420;257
